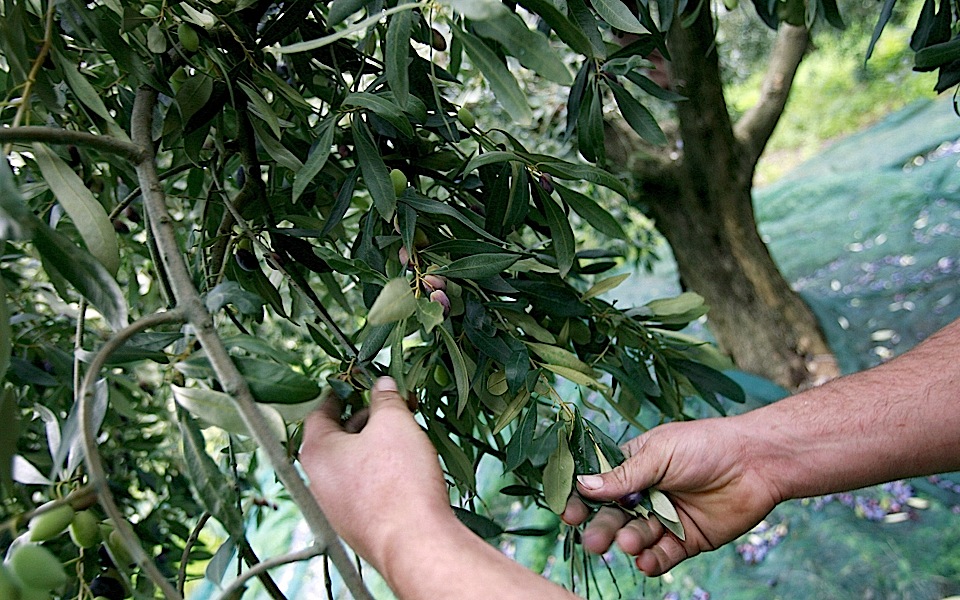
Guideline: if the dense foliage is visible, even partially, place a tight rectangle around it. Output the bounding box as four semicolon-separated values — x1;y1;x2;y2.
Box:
0;0;752;598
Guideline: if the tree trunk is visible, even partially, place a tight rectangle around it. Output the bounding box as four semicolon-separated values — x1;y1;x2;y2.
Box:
611;10;839;390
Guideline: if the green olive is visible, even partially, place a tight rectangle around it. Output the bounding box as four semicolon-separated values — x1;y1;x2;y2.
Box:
456;106;476;130
9;545;67;592
28;502;75;542
140;4;161;18
389;168;407;196
69;510;101;549
177;23;200;53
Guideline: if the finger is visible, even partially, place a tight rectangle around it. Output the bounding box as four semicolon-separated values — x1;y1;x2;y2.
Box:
344;407;370;433
561;495;590;526
613;516;665;556
368;377;413;418
635;535;689;576
580;507;630;555
303;390;345;440
575;437;660;502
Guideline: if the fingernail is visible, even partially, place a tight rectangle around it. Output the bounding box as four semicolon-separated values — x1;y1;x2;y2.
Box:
577;474;603;490
374;376;398;394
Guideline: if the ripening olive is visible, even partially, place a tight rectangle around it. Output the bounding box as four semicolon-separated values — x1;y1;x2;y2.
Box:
9;545;67;591
430;28;447;51
538;173;554;194
234;248;258;272
69;510;101;549
89;575;125;600
456;107;476;130
389;169;407;196
28;502;75;542
398;246;411;269
0;564;21;600
177;23;200;53
429;289;451;316
421;274;446;293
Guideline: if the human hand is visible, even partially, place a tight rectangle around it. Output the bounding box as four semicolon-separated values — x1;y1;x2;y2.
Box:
299;377;453;571
562;417;783;575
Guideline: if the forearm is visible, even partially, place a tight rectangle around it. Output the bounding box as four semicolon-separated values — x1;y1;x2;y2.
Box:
740;318;960;501
376;511;579;600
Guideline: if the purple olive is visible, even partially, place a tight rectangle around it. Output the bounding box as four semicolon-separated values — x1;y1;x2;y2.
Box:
421;274;447;293
429;289;450;316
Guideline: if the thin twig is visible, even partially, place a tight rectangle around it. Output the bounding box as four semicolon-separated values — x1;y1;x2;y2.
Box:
0;126;147;164
131;86;374;600
177;512;211;595
216;545;324;600
79;308;188;600
240;539;288;600
2;2;56;155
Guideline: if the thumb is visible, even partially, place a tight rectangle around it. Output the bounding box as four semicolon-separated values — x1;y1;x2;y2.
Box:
575;451;659;502
368;376;412;418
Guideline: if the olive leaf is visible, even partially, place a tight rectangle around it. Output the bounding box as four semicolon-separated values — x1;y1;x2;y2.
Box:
367;278;417;325
543;428;575;514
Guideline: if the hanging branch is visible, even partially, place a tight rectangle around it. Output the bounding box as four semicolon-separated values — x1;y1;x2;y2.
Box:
129;85;374;600
79;308;189;600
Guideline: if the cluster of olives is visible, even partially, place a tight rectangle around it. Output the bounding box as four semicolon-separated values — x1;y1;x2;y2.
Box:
389;170;452;317
1;501;132;600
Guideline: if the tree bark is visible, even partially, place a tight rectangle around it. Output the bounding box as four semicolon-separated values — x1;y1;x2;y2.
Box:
609;12;839;390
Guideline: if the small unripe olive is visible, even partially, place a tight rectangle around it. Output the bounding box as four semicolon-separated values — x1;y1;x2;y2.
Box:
433;363;450;386
456;106;475;130
106;530;135;568
413;227;429;249
9;545;67;591
28;502;75;542
177;23;200;53
140;4;161;18
389;168;407;196
69;510;101;549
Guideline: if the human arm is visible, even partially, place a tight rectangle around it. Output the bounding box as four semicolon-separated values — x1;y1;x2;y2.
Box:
565;317;960;575
299;377;580;600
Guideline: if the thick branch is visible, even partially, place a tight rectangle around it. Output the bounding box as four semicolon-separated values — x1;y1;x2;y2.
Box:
733;24;810;166
129;86;374;600
0;126;147;164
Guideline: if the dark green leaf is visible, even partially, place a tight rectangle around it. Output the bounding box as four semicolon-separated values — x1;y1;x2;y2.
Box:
472;13;572;84
454;28;533;124
516;0;595;57
358;323;396;362
453;507;504;539
577;82;604;162
343;92;414;138
385;5;413;108
438;323;471;415
534;186;575;277
504;405;538;471
865;0;899;61
354;118;398;221
178;411;245;539
592;0;645;33
293;120;336;203
543;429;574;513
435;253;521;279
0;387;20;494
608;82;667;145
400;192;503;243
673;359;746;405
205;281;264;317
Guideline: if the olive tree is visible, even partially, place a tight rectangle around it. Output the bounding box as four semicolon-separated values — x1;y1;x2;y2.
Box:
0;0;744;598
